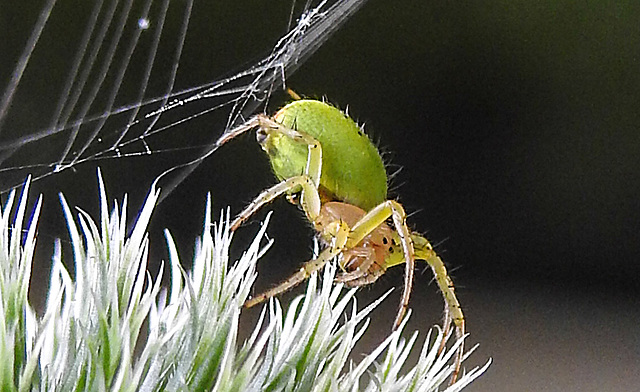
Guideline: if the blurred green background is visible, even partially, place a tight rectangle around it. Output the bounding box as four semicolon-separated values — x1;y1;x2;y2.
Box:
1;1;639;390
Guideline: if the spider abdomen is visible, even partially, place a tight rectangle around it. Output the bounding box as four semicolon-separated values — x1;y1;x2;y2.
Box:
266;99;388;211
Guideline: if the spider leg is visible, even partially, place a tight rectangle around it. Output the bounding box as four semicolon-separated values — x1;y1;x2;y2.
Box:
254;115;322;185
331;201;464;383
230;175;320;231
416;246;465;384
245;219;349;308
216;115;265;146
344;200;415;330
229;117;323;231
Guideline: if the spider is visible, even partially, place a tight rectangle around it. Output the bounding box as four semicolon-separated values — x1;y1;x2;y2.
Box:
216;92;465;381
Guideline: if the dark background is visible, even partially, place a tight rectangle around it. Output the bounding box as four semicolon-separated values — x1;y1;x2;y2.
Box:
1;1;639;390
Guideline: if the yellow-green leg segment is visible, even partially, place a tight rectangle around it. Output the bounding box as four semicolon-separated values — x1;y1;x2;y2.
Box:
245;219;350;308
347;200;416;329
412;234;465;383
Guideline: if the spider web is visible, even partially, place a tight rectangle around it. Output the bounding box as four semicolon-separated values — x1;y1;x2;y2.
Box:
0;0;369;201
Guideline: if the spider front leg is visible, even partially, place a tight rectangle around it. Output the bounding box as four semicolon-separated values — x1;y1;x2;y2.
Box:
347;199;416;329
229;175;320;231
348;201;465;383
225;118;329;306
412;234;465;383
245;219;350;308
228;118;323;231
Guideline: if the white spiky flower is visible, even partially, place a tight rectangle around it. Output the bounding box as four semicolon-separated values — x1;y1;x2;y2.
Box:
0;172;489;391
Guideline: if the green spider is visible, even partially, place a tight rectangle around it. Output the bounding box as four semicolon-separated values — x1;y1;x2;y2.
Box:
217;92;465;380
